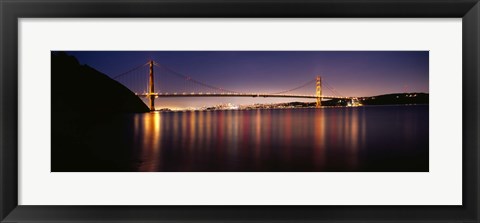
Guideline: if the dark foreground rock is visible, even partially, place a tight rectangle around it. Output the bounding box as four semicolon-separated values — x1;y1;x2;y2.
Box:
51;52;149;171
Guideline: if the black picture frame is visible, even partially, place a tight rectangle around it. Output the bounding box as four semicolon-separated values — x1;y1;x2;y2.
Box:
1;0;479;222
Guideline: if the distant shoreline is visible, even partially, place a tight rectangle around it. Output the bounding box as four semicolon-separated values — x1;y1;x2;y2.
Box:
152;92;429;112
153;103;428;112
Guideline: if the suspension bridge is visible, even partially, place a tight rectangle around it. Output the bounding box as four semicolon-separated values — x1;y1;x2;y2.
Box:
112;60;356;111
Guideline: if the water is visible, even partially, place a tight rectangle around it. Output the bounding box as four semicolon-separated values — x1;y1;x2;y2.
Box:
85;105;428;172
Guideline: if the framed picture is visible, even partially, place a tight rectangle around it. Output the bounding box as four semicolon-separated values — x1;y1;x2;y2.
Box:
1;0;479;222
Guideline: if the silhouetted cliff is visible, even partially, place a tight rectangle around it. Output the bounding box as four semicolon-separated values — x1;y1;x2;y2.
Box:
52;52;148;171
52;52;149;113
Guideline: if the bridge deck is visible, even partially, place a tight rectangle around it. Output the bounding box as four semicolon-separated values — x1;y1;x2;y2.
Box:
136;93;353;100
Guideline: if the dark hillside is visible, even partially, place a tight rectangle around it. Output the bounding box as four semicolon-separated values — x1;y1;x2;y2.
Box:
51;52;149;113
360;93;428;105
322;93;428;106
52;52;148;171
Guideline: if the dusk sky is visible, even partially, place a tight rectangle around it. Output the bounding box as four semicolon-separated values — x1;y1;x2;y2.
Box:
65;51;429;109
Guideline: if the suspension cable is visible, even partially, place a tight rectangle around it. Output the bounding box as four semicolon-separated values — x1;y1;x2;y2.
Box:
111;62;149;80
153;62;240;93
323;80;344;97
269;78;316;95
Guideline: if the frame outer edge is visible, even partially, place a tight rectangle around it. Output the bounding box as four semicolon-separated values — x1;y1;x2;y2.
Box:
473;2;479;222
463;1;480;222
0;0;19;222
476;3;479;221
0;0;3;221
0;0;5;220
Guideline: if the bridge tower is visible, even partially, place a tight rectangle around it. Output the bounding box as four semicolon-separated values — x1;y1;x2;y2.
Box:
316;75;322;108
149;60;155;111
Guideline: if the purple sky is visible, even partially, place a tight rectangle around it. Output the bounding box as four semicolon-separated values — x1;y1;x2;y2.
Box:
65;51;428;109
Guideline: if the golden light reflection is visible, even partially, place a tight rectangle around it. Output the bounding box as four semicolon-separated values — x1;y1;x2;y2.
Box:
205;111;212;151
197;111;205;150
347;108;359;168
137;112;161;172
262;110;272;159
173;111;179;145
216;111;224;158
188;112;196;152
254;110;262;159
314;109;326;169
283;109;292;156
181;111;187;150
227;111;239;156
361;109;367;148
134;114;140;133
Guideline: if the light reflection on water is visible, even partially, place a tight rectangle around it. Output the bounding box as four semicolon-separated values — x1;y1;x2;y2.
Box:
128;105;428;172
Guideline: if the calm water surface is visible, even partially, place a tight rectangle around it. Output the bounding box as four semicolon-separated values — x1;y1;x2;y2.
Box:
87;105;428;172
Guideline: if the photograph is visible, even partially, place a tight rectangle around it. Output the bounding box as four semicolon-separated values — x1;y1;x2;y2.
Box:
51;51;429;172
